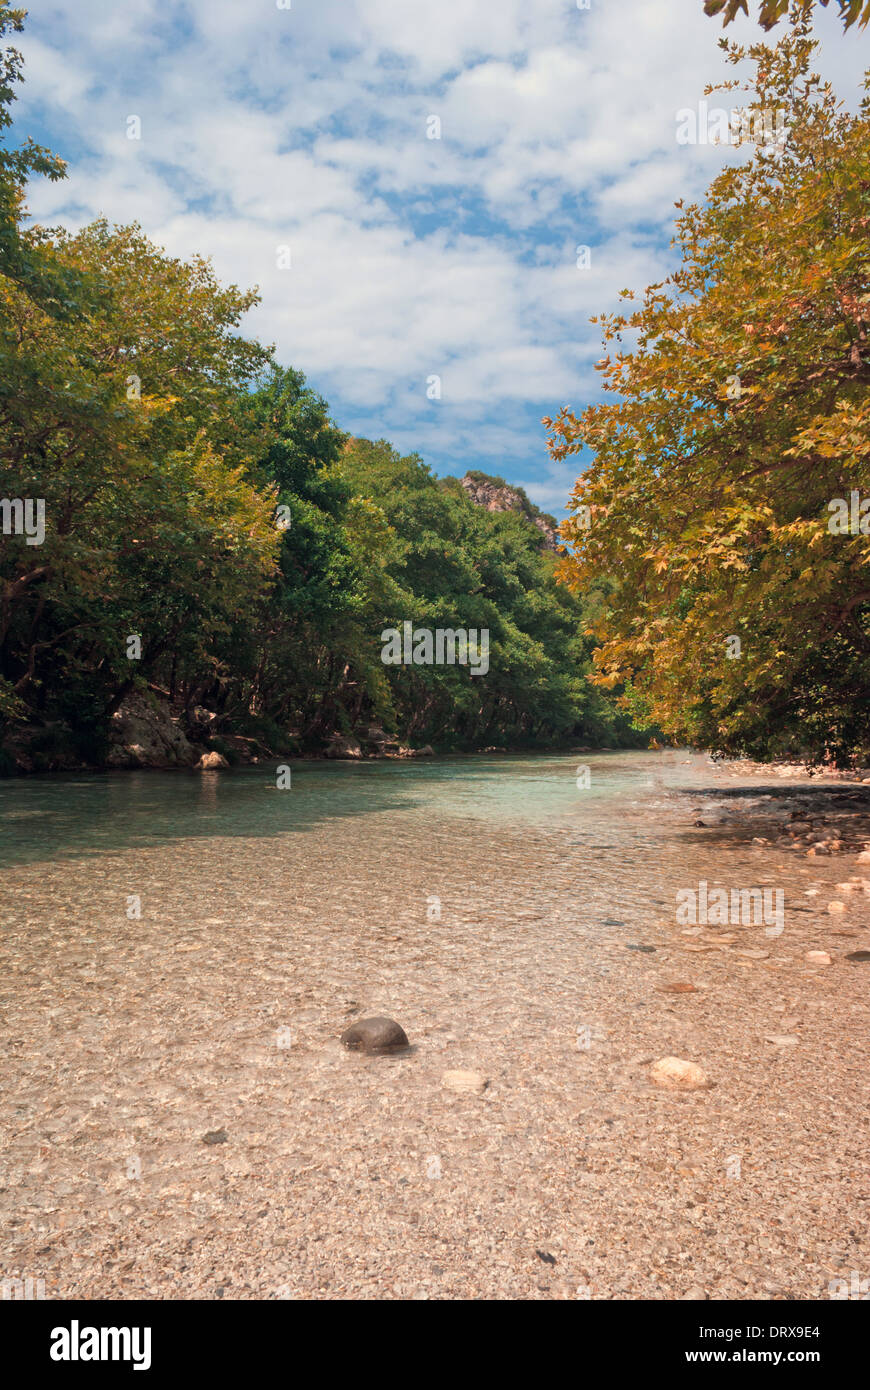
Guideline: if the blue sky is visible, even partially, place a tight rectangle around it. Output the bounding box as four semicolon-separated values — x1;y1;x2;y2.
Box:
14;0;867;517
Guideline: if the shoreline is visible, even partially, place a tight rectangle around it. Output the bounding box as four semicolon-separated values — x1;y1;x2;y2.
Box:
3;738;869;781
5;691;869;783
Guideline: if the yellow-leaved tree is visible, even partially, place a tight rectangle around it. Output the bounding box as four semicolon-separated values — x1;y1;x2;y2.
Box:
549;13;870;765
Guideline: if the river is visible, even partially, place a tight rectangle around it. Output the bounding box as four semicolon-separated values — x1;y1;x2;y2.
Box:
1;750;867;1298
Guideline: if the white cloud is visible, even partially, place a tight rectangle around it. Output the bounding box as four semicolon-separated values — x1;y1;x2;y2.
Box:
15;0;867;514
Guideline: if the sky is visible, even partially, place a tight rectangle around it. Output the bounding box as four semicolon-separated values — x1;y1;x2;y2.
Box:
14;0;869;518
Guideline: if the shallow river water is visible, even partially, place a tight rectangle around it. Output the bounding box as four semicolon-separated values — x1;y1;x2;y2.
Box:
1;750;868;1299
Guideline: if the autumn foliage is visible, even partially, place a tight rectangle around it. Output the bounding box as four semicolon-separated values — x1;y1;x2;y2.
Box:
550;17;870;765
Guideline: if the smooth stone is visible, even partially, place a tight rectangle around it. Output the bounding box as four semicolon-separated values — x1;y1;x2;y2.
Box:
827;901;847;913
846;951;870;963
649;1056;709;1090
340;1016;409;1054
441;1069;488;1095
805;950;832;965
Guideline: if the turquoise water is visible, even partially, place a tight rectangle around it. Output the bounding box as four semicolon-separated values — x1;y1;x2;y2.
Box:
0;750;713;868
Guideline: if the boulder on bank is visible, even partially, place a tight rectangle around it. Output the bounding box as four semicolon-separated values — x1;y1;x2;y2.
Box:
360;723;388;746
107;694;199;768
324;733;363;760
358;724;401;756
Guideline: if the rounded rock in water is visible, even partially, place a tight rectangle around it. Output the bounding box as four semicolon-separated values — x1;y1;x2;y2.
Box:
340;1016;409;1055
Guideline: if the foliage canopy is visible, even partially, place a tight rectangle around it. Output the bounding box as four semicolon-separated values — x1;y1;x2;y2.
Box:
550;17;870;766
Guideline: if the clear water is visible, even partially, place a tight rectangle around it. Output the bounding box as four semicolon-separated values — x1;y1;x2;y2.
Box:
0;749;717;866
2;750;866;1299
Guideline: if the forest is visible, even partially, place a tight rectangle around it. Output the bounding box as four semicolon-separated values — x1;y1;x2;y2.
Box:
2;3;868;772
0;9;642;771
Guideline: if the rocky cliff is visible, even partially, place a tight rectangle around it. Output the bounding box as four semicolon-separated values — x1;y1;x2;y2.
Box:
459;473;560;550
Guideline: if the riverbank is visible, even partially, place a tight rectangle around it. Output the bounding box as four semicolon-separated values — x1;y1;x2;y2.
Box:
1;752;868;1299
5;691;869;781
0;689;644;776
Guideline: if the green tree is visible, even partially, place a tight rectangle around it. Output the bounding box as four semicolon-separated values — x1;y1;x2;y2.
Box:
335;441;642;748
211;366;369;742
0;4;72;310
1;219;279;732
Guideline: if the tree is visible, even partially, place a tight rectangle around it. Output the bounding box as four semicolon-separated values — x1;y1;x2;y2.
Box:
0;4;72;310
1;219;279;731
212;366;369;741
549;17;870;766
332;440;642;748
703;0;870;34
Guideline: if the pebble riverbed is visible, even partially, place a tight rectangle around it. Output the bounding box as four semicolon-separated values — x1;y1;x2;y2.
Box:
1;751;868;1300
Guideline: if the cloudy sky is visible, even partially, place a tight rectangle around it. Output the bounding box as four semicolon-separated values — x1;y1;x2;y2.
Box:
15;0;868;516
